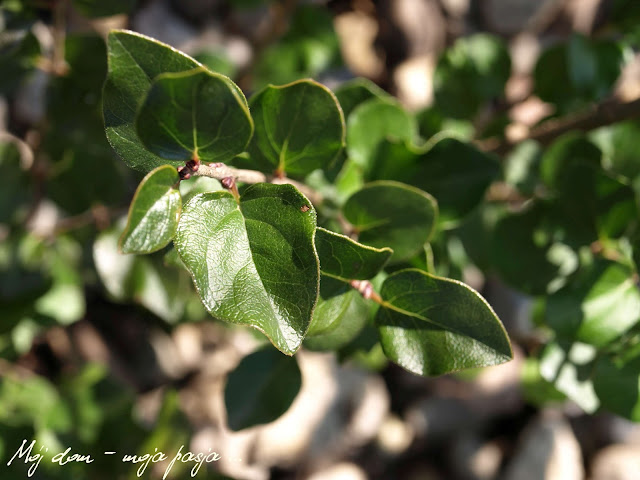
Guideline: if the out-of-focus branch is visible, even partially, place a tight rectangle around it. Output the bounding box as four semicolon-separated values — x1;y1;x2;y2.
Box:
478;96;640;155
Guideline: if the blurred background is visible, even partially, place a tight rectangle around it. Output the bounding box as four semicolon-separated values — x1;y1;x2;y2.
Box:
2;0;640;479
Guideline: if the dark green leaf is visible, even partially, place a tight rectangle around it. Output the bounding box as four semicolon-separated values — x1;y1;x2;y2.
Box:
593;343;640;421
175;184;319;354
0;140;32;224
315;227;392;281
136;68;253;162
119;165;182;254
247;79;345;175
225;347;301;430
72;0;136;17
546;259;640;347
103;29;201;172
433;34;511;119
376;269;512;376
0;28;40;95
491;202;578;295
342;181;437;263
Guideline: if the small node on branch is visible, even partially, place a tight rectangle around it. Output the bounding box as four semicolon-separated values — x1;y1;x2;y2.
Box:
350;279;383;304
221;176;240;201
177;166;191;180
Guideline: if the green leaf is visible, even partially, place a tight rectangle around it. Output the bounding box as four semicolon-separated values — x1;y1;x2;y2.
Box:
334;77;391;119
315;227;392;281
119;165;182;254
369;138;501;226
534;34;627;113
433;33;511;119
247;79;345;175
103;29;201;172
304;278;369;349
546;259;640;347
72;0;136;17
491;202;578;295
0;28;40;95
0;140;32;224
224;347;302;430
593;343;640;421
175;183;319;354
342;181;437;263
136;68;253;162
539;340;600;413
346;99;416;173
375;269;512;376
590;121;640;180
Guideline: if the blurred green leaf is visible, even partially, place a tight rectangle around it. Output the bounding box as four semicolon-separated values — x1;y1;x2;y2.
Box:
539;340;600;413
376;269;512;376
0;140;32;224
136;68;253;162
120;165;182;254
534;34;627;113
225;347;302;430
175;184;319;354
593;342;640;421
0;28;40;95
590;121;640;180
247;79;345;176
433;33;510;119
342;181;437;263
546;259;640;347
72;0;136;17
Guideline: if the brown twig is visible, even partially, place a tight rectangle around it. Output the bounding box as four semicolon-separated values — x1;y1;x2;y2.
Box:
478;96;640;155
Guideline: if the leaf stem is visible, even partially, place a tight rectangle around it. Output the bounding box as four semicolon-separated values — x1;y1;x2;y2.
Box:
350;279;383;304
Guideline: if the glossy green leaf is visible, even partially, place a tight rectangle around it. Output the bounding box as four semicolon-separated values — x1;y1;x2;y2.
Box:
342;181;437;263
136;68;253;162
304;282;369;350
247;79;345;175
103;29;201;172
174;184;319;354
433;33;511;119
119;165;182;254
546;259;640;347
225;347;302;430
315;227;392;281
539;340;599;413
376;269;512;376
346;99;416;172
334;78;391;119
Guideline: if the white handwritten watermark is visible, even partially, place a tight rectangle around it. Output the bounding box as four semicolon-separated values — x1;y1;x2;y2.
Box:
6;439;221;478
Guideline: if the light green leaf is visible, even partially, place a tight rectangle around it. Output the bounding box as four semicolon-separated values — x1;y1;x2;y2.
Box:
103;30;201;172
225;347;302;430
119;165;182;254
334;77;391;119
247;79;345;175
136;68;253;162
315;227;392;281
346;99;416;173
376;269;512;376
546;259;640;347
174;183;319;354
539;340;600;413
342;181;437;263
305;275;369;340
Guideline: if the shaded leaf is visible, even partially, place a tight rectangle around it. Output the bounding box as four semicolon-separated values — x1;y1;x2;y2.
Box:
225;347;301;430
174;184;319;354
342;181;437;263
593;343;640;421
376;269;512;376
315;227;392;281
136;68;253;162
334;77;391;119
546;259;640;347
119;165;182;254
247;79;345;175
72;0;136;17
